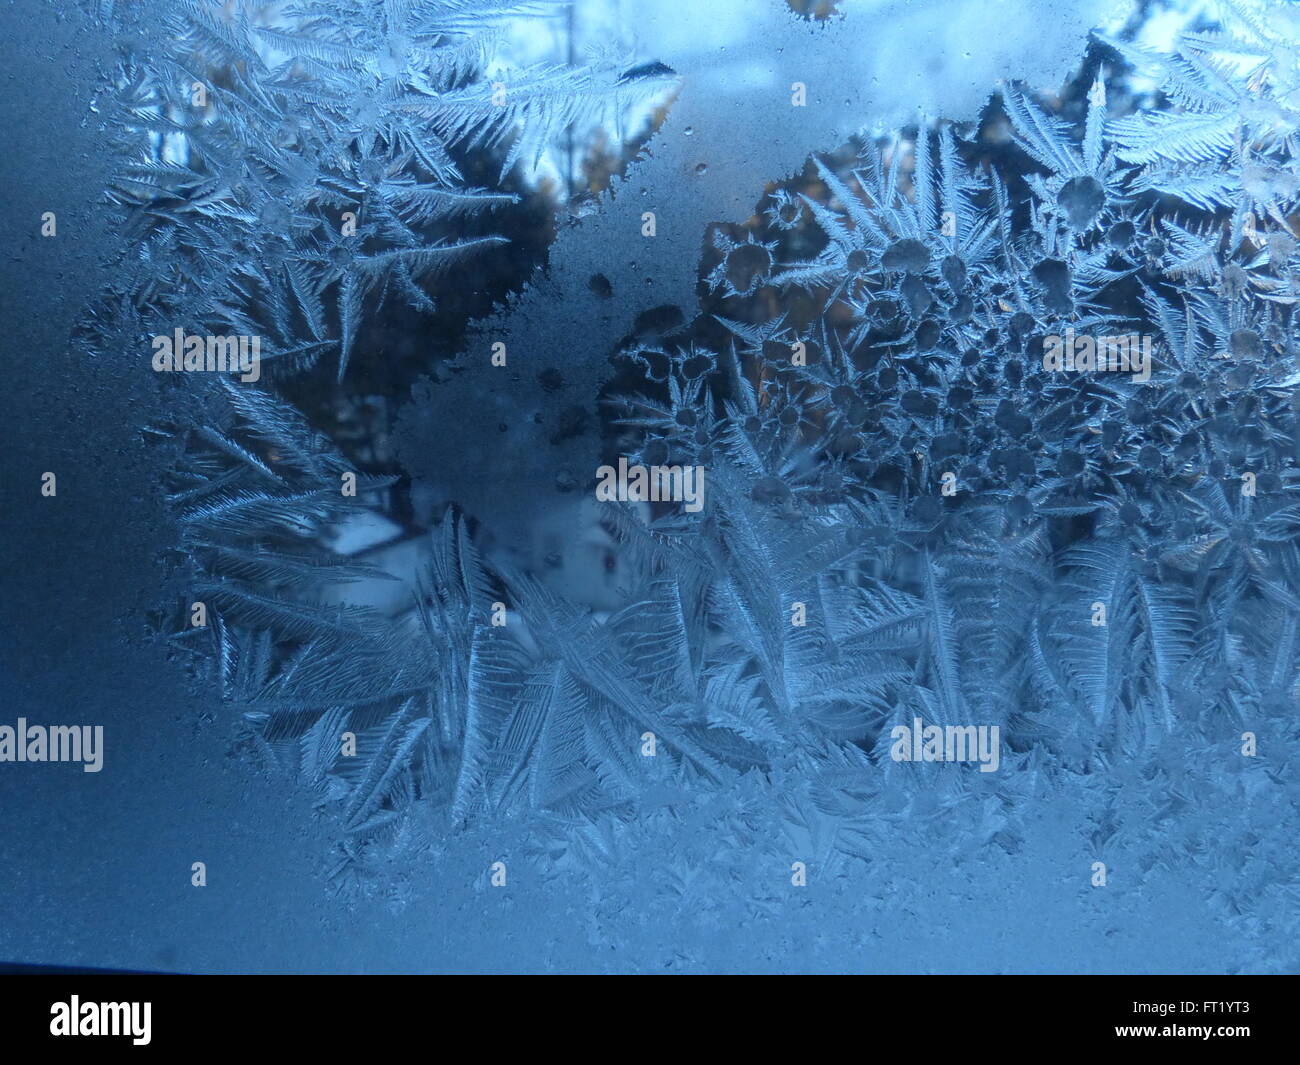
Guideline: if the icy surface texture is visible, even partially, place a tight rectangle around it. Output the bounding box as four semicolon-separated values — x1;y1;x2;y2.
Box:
2;0;1296;973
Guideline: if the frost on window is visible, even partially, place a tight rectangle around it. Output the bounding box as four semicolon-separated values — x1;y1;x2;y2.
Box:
7;0;1300;974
